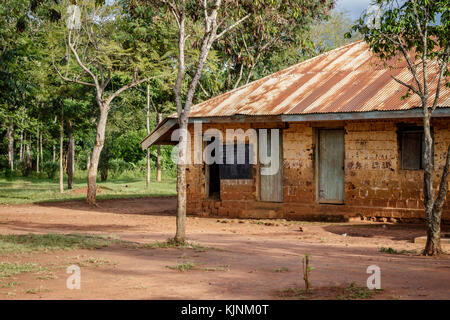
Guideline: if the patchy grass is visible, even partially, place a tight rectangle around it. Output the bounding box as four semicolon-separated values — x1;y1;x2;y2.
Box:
0;233;128;255
276;283;384;300
142;238;213;252
203;265;230;272
78;257;116;267
166;261;196;272
0;175;176;205
273;267;289;273
0;262;42;279
0;281;21;288
277;287;312;299
24;286;51;294
130;284;148;290
336;282;384;300
380;247;416;255
36;274;56;280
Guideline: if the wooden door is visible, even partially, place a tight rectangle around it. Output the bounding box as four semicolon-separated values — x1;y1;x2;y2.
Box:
260;130;283;202
318;129;345;203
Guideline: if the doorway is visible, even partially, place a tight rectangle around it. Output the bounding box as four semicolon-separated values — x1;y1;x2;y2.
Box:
318;128;345;204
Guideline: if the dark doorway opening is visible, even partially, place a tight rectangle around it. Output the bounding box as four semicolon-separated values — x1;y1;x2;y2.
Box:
207;137;220;199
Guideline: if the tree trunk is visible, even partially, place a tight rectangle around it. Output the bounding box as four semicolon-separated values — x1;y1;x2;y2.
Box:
36;127;39;173
424;143;449;256
87;105;109;205
19;117;24;163
146;83;151;188
67;121;74;190
25;134;31;170
7;122;14;170
40;130;43;166
422;114;442;255
59;111;64;193
175;119;188;243
157;112;162;182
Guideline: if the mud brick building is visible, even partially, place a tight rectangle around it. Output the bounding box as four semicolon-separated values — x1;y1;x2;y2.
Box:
142;41;450;223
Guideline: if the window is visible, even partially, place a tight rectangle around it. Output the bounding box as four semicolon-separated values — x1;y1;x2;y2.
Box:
399;127;433;170
219;144;254;179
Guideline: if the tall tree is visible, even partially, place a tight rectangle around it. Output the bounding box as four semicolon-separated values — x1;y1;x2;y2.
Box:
352;0;449;255
51;0;166;204
160;0;253;242
209;0;334;94
160;0;334;242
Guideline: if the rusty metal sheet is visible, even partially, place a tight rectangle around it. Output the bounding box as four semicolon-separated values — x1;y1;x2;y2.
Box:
186;40;449;118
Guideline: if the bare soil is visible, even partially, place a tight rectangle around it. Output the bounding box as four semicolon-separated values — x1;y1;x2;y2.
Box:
0;197;449;300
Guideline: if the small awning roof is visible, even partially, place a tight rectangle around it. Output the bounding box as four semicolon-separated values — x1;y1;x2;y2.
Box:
141;118;178;150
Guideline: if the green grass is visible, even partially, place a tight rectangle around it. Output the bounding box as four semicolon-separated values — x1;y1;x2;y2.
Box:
0;233;127;255
142;238;213;252
336;282;384;300
166;261;196;272
0;172;176;205
380;247;415;255
0;262;42;279
0;281;21;288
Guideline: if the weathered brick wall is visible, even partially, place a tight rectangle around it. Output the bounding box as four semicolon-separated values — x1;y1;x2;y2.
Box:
185;118;449;222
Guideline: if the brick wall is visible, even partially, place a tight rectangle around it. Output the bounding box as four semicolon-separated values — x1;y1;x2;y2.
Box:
185;118;450;222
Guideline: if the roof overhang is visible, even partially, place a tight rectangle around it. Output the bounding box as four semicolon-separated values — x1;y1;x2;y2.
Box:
141;118;178;150
141;107;449;149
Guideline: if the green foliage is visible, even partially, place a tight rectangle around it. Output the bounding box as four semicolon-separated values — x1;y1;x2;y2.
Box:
350;0;449;90
110;130;147;164
43;161;59;179
16;162;32;177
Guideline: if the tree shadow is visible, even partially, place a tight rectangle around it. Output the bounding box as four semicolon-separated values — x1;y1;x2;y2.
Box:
33;196;177;216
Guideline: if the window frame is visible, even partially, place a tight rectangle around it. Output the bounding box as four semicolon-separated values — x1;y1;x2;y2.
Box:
398;126;434;171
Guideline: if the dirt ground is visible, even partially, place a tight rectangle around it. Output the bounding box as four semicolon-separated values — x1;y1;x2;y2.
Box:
0;197;449;300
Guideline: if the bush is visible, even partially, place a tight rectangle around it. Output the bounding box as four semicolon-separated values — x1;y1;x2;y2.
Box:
16;162;32;177
4;167;12;179
109;158;131;177
43;161;59;179
0;156;8;171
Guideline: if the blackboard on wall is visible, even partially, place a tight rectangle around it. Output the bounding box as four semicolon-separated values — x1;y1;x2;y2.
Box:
219;144;253;179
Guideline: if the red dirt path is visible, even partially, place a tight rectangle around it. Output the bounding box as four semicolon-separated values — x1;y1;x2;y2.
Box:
0;197;449;300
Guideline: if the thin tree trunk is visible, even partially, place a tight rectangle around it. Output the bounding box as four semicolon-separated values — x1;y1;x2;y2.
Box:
423;140;449;256
19;117;23;163
59;110;64;193
40;130;43;166
7;122;14;170
157;112;162;182
146;83;151;188
87;106;109;205
175;120;188;243
25;134;31;169
36;126;40;173
67;121;74;190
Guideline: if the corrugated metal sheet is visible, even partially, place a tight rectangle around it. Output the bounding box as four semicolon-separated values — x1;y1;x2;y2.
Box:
187;40;450;118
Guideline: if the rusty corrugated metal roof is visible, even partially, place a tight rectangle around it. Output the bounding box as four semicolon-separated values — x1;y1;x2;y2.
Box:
186;40;449;118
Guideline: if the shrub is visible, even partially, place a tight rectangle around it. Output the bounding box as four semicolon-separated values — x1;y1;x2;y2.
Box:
43;161;59;179
16;162;32;177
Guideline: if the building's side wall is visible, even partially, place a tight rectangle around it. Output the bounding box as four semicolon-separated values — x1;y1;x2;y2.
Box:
185;118;449;222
